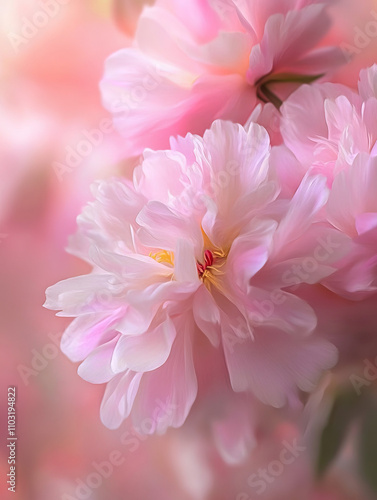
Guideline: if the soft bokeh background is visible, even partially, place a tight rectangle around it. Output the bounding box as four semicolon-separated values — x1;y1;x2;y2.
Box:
1;1;377;499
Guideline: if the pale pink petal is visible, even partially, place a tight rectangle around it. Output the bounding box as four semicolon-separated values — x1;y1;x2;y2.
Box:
247;102;282;146
159;0;222;43
258;226;353;290
135;5;203;72
248;5;332;84
181;30;251;73
100;371;142;429
131;318;198;433
327;154;377;235
44;274;116;316
137;201;202;253
269;145;306;197
100;48;192;153
223;326;338;407
273;175;329;253
358;64;377;100
227;219;277;291
196;120;277;246
245;287;318;335
88;247;172;284
189;74;257;136
193;285;221;347
281;85;332;165
324;97;369;163
111;316;176;372
135;149;187;205
115;281;194;336
68;179;145;258
361;97;377;156
61;311;121;362
78;337;119;384
174;239;200;283
292;46;347;75
324;249;377;299
115;301;157;336
236;0;314;38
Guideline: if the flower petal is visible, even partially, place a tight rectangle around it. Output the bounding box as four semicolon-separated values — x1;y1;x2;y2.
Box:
193;285;221;347
78;337;119;384
223;325;338;407
131;316;197;433
61;311;122;362
111;316;176;373
100;371;142;429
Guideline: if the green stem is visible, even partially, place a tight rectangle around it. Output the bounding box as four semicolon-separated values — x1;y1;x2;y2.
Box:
255;72;325;110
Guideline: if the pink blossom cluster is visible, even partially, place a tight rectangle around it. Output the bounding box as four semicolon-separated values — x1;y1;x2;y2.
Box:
45;0;377;466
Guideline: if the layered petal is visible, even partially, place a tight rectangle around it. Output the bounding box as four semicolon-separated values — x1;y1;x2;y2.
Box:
112;316;176;372
223;326;338;407
131;317;198;433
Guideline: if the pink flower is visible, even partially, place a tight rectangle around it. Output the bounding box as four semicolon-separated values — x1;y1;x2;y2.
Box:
280;65;377;181
280;65;377;299
45;120;339;432
324;153;377;299
100;0;345;155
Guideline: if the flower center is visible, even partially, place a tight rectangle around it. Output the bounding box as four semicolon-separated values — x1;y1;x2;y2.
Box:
150;238;228;293
196;249;214;277
196;248;227;291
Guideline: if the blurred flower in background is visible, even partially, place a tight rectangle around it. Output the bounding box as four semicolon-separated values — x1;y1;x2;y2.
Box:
113;0;155;36
1;1;377;500
101;0;347;155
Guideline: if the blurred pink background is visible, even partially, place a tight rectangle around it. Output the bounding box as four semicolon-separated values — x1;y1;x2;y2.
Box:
1;1;377;499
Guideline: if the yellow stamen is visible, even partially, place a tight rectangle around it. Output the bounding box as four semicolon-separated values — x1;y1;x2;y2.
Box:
149;250;174;266
198;226;230;293
213;249;227;259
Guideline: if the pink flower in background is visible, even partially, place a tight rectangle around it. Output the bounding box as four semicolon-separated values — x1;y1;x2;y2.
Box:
324;153;377;299
280;82;360;178
280;65;377;181
45;120;340;432
280;65;377;300
113;0;155;36
100;0;346;155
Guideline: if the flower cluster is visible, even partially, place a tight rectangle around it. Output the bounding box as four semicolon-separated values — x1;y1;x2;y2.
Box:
45;0;377;464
